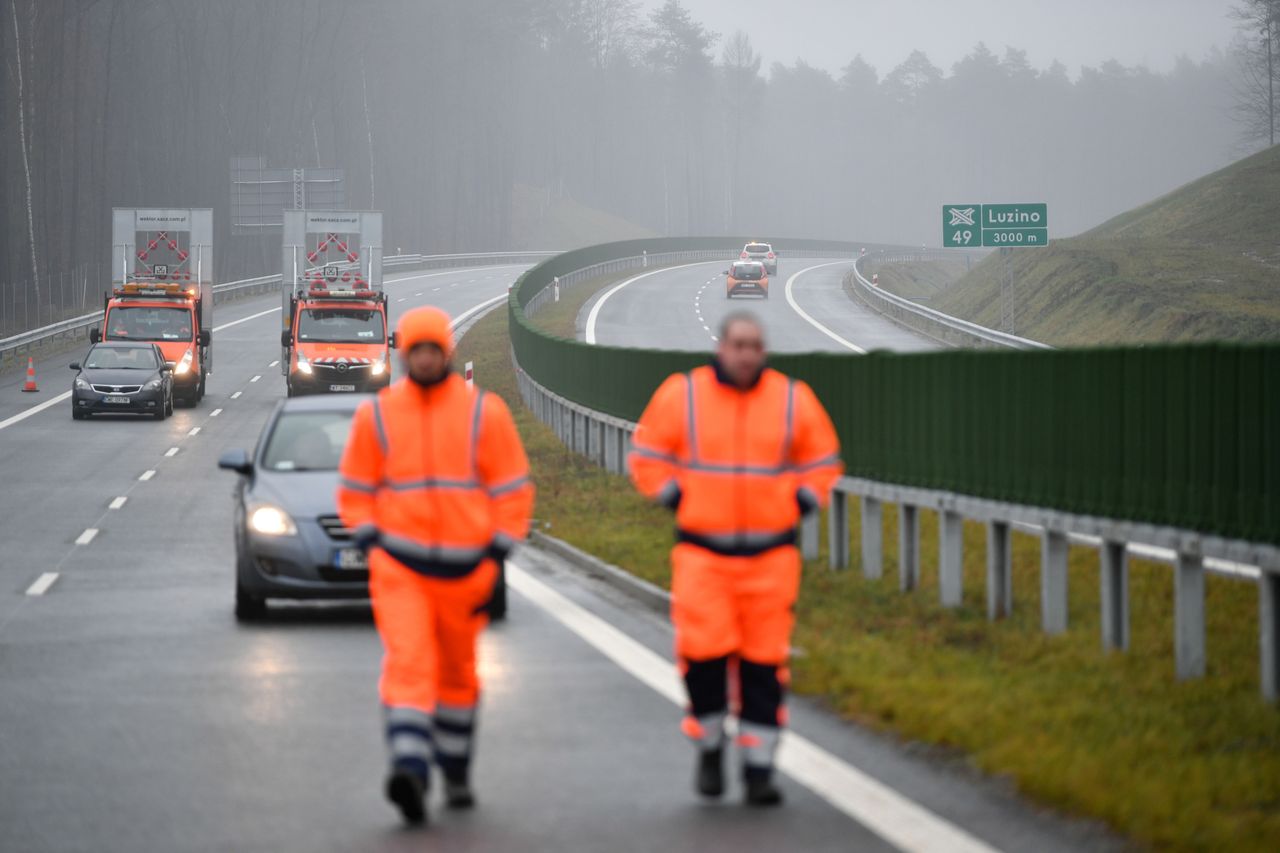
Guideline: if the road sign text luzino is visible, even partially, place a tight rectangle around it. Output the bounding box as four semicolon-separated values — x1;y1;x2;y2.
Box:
943;203;1048;249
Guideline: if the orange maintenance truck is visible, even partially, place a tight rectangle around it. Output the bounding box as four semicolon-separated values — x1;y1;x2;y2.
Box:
92;209;213;406
280;210;394;396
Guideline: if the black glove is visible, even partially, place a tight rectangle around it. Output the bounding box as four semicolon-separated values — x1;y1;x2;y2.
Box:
658;480;682;511
796;487;819;518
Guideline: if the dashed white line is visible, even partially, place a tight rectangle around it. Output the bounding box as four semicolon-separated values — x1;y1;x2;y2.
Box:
230;391;242;400
109;497;127;510
585;261;721;344
26;573;59;596
397;298;407;303
250;375;261;383
75;528;99;546
188;427;201;436
139;470;156;481
164;447;180;457
269;360;280;368
210;408;223;417
415;292;423;296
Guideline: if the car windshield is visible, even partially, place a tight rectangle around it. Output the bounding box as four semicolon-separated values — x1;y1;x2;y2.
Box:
106;307;192;341
84;346;158;370
297;309;384;344
732;264;764;280
745;244;770;254
261;411;354;472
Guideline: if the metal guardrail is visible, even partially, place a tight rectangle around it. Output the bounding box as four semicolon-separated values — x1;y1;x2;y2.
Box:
0;251;555;366
851;252;1052;350
511;246;1280;702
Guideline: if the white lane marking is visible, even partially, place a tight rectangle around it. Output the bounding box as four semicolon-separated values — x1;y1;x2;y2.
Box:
109;497;127;510
269;360;279;368
385;265;525;287
75;528;99;546
449;293;510;331
26;573;59;596
506;562;999;853
164;447;179;457
231;391;242;400
415;292;423;297
250;375;261;383
139;470;156;481
784;263;866;354
397;298;407;303
0;391;72;431
188;427;201;436
585;261;720;344
213;307;279;332
433;287;441;292
210;408;223;417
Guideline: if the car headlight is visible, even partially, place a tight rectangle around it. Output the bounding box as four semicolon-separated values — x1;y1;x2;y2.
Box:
295;353;313;375
174;349;194;375
371;359;386;376
248;504;297;536
74;377;92;391
144;377;163;390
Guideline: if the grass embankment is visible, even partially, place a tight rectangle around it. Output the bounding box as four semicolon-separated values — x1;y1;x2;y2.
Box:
866;257;971;302
933;144;1280;345
459;308;1280;851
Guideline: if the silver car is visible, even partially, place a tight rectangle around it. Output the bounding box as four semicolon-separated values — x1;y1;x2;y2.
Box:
218;395;369;620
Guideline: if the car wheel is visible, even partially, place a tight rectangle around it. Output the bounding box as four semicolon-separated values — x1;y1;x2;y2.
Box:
235;581;267;622
72;407;85;420
165;391;174;416
154;403;167;421
486;561;508;622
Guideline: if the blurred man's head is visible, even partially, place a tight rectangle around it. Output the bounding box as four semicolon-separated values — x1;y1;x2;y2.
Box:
405;342;449;386
716;312;767;389
396;306;454;388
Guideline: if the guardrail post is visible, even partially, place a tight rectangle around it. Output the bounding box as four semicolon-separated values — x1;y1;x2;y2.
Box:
1041;530;1069;635
827;490;850;571
801;513;820;561
899;504;919;592
861;496;882;579
986;521;1012;620
1175;552;1206;680
1100;540;1130;652
1261;572;1280;702
939;510;964;607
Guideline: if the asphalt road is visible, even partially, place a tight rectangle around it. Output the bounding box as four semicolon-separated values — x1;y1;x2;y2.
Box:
0;263;1119;851
580;258;938;353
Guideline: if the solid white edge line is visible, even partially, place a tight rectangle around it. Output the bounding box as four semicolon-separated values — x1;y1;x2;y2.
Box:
784;262;866;354
449;293;509;330
584;261;721;344
26;573;59;596
505;561;1001;853
74;528;99;546
109;497;127;510
0;390;72;431
212;307;279;332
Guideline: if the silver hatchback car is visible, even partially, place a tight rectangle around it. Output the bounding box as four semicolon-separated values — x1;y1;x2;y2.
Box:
218;395;368;620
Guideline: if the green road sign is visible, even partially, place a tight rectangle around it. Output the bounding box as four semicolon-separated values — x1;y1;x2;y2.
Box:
943;203;1049;249
943;205;982;248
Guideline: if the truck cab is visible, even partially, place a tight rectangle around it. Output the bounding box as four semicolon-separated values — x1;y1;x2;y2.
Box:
92;281;211;405
283;281;395;397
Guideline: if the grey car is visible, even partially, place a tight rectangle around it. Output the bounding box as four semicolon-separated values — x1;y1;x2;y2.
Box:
218;394;509;621
218;394;369;620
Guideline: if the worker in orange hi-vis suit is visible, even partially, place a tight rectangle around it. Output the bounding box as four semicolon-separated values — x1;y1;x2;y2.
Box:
629;310;843;807
338;306;534;826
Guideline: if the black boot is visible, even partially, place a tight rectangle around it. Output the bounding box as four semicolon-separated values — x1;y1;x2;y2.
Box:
743;766;783;807
442;766;476;810
385;766;428;825
696;747;725;798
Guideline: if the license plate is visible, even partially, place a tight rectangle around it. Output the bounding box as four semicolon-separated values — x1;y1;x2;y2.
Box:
334;548;367;570
104;396;130;404
329;384;357;392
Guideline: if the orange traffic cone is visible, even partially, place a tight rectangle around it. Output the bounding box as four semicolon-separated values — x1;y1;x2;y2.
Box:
21;357;38;392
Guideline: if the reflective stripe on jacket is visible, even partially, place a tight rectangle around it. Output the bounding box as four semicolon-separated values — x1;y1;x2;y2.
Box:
338;373;534;577
629;364;842;557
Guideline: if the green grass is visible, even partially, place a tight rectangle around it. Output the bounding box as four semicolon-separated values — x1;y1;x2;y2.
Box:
934;145;1280;346
867;258;971;302
458;309;1280;851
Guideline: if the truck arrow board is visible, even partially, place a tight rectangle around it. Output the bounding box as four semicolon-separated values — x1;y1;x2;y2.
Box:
943;204;1048;248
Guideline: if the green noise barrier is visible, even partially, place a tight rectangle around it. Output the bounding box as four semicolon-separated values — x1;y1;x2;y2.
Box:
509;238;1279;547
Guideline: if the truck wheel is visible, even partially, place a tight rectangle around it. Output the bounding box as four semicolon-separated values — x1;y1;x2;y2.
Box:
235;582;267;622
196;374;206;402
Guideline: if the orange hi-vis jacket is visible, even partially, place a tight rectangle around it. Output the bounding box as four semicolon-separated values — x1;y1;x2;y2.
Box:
338;373;533;577
630;364;843;556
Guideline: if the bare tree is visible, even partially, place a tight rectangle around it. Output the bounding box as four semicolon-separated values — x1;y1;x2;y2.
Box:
1232;0;1279;146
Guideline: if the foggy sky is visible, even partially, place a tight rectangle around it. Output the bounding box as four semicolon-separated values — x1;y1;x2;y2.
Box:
669;0;1240;78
